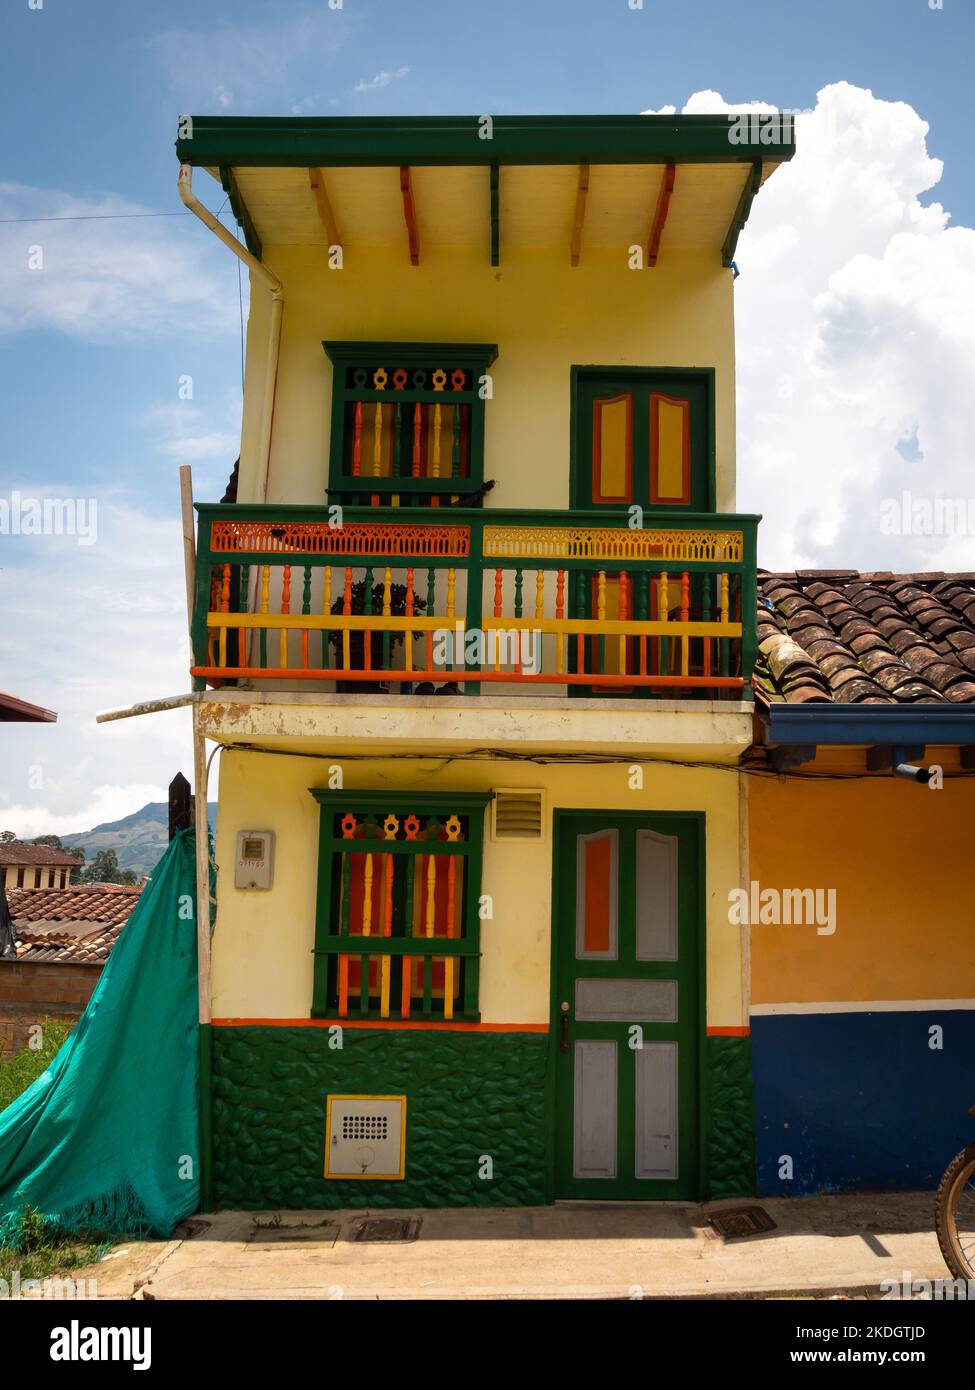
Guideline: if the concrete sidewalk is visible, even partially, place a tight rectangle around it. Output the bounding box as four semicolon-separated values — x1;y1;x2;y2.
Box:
79;1192;951;1300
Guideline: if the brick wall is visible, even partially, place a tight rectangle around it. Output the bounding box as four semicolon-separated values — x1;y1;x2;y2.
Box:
0;961;102;1058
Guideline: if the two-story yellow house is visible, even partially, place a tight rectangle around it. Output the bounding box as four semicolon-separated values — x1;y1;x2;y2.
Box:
175;114;793;1210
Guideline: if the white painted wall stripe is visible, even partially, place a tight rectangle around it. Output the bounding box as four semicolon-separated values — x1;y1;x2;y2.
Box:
751;999;975;1017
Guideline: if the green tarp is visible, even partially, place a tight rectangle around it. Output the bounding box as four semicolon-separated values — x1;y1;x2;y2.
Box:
0;829;201;1239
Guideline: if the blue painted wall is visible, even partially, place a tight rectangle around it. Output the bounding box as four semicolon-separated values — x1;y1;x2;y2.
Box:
752;1010;975;1194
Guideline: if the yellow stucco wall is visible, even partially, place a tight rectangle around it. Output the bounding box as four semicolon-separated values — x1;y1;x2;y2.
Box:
749;763;975;1006
238;247;736;512
211;746;744;1028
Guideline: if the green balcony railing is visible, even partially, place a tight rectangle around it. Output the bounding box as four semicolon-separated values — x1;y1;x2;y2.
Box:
190;504;758;699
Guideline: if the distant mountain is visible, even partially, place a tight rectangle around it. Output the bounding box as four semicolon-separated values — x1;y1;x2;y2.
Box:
61;801;217;878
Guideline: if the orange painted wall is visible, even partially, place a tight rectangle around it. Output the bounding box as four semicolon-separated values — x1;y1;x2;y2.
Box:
749;762;975;1006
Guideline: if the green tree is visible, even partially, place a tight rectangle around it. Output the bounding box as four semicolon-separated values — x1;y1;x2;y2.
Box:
80;849;137;886
0;831;19;844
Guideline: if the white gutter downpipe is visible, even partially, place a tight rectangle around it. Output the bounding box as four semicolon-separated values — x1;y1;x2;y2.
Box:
178;163;284;501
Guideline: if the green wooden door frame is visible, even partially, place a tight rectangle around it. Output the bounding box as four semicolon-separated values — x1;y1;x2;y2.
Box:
569;365;717;514
545;808;708;1201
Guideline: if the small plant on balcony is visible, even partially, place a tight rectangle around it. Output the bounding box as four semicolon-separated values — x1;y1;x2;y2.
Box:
329;580;427;691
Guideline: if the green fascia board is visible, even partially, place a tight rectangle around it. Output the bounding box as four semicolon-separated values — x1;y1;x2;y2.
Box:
175;114;795;169
322;341;498;366
310;789;494;812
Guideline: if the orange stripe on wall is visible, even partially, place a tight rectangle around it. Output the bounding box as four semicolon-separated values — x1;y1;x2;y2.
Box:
707;1025;750;1037
211;1018;549;1033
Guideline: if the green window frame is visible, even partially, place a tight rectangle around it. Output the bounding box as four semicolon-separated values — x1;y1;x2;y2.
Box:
322;341;498;508
309;789;493;1022
569;366;716;514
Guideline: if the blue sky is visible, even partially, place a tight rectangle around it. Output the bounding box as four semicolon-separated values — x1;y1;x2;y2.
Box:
1;0;973;833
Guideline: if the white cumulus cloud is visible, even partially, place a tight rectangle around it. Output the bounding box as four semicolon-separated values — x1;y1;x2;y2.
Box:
655;82;975;573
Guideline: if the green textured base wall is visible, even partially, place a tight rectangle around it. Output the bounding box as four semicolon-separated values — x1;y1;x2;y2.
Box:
211;1027;549;1209
210;1027;755;1209
706;1035;756;1199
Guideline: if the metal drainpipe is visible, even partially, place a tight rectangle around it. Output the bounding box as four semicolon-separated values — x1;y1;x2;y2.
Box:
178;164;284;501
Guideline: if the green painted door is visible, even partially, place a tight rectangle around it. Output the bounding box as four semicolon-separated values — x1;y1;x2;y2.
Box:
552;811;702;1200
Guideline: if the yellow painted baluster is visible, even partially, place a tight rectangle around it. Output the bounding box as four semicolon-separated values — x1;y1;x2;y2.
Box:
659;571;669;677
680;571;690;677
720;571;730;623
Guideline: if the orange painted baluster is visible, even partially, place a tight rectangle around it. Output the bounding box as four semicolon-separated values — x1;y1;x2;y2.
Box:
371;402;383;507
618;570;629;676
342;567;352;671
659;571;670;676
493;568;503;671
218;563;231;668
443;814;461;1022
555;569;566;675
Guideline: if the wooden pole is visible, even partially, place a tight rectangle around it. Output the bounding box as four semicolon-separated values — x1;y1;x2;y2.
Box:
193;719;211;1027
180;465;196;633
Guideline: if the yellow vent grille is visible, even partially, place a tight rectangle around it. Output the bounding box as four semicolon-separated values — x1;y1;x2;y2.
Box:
492;789;545;840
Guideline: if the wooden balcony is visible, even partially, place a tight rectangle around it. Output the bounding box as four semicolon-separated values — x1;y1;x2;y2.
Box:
190;505;758;700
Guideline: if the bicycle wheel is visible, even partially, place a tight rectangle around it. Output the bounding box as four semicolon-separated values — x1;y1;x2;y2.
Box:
935;1145;975;1280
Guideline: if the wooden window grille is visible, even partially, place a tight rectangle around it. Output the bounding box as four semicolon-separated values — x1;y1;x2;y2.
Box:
322;342;497;508
310;791;493;1021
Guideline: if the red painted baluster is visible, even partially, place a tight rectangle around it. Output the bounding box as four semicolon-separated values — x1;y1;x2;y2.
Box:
352;401;362;476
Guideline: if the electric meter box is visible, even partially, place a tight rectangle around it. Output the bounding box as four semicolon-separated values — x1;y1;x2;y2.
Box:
234;830;275;889
324;1095;407;1180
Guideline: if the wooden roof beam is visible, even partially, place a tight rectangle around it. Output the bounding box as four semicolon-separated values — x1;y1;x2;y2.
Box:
646;162;676;268
570;163;589;267
399;165;420;266
308;167;342;252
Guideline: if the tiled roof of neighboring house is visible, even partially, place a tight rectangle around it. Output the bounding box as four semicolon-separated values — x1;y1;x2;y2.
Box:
0;843;82;867
12;923;124;965
755;572;975;705
0;691;57;722
5;884;141;964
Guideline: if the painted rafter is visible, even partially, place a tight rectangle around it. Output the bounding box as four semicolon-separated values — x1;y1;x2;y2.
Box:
721;160;762;268
218;166;262;260
308;167;342;251
399;165;420;266
646;162;676;269
570;163;589;267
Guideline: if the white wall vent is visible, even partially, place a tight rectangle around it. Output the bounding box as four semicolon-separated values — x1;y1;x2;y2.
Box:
325;1095;406;1180
491;788;545;840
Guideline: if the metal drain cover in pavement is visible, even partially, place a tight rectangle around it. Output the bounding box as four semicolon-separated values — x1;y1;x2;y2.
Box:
352;1217;422;1244
707;1206;776;1240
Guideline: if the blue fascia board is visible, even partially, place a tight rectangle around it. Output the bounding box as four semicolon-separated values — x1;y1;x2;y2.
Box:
766;703;975;747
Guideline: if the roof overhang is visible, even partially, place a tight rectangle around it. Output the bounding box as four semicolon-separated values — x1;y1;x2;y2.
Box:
765;704;975;747
175;114;794;268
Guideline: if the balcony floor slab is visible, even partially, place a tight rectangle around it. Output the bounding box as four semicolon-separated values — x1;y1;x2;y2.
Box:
196;691;754;762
